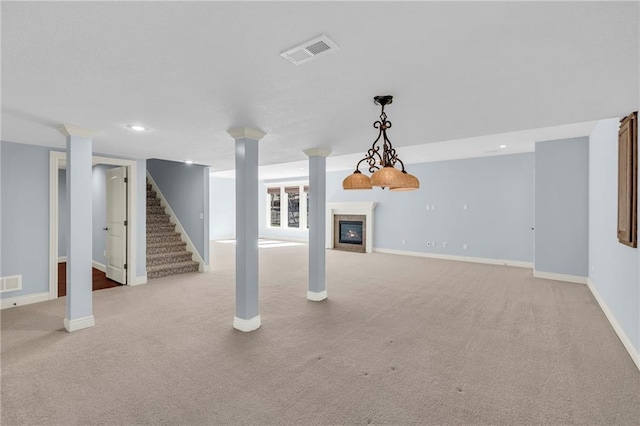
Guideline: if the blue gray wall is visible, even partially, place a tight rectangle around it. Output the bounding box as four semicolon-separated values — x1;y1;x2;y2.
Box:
210;176;235;240
1;142;52;297
326;153;535;262
136;160;147;278
0;141;147;299
0;141;2;274
534;137;589;276
147;159;210;264
91;165;117;266
58;169;68;258
588;118;639;354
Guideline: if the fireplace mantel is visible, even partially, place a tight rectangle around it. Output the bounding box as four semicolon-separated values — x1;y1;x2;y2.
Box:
326;202;377;253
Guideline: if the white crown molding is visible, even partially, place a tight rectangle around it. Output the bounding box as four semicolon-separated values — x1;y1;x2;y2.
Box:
227;127;266;141
57;124;98;139
233;315;261;332
304;148;332;158
587;279;640;371
307;290;327;301
64;315;95;332
533;270;587;284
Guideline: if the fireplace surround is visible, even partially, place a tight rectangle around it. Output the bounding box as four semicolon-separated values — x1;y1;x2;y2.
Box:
326;202;377;253
334;215;366;253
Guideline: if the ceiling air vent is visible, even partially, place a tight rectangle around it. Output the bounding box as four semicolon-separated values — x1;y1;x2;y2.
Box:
280;35;339;65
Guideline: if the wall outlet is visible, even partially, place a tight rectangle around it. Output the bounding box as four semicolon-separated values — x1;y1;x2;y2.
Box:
463;244;467;250
426;205;430;210
103;250;107;257
200;213;204;220
431;204;436;210
432;241;436;247
402;239;406;245
463;204;468;210
442;242;447;248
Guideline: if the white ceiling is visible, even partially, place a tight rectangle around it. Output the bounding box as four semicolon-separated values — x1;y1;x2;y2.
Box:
2;1;638;177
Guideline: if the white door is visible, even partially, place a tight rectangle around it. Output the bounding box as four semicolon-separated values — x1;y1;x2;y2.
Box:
106;167;127;284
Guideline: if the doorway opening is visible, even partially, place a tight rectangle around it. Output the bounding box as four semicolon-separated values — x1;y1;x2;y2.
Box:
49;152;140;300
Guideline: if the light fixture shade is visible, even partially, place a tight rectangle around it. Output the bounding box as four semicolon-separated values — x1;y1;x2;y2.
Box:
343;171;372;190
390;172;420;191
370;166;407;188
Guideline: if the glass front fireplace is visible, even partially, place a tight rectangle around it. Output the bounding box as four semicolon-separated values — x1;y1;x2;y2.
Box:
339;221;364;245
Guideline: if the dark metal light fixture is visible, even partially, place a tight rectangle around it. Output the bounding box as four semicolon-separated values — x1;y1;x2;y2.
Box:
343;95;419;191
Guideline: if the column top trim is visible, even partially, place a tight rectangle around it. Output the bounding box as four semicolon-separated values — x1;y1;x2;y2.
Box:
227;127;266;141
304;148;332;157
58;124;98;139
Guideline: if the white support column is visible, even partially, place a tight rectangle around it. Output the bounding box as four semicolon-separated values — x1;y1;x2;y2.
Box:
304;148;331;301
228;127;266;332
58;124;96;332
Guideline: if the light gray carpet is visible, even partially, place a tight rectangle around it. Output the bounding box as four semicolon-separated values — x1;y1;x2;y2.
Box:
2;242;639;425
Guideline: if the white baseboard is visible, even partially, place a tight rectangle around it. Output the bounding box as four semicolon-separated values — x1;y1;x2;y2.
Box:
147;173;206;273
64;315;95;332
587;279;639;371
92;261;106;273
130;274;147;286
373;248;533;269
307;290;327;301
58;256;67;263
533;270;587;284
199;263;210;272
1;292;50;310
233;315;261;332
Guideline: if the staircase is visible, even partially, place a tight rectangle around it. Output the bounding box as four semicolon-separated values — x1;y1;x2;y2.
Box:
146;180;199;279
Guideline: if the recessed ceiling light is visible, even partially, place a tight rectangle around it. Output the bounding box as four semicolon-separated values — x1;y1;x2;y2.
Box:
127;124;148;131
185;160;194;165
499;144;508;148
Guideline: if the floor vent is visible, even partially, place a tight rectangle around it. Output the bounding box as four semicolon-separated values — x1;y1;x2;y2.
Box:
280;34;339;65
1;275;22;293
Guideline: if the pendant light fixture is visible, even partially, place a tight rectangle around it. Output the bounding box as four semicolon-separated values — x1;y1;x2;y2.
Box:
343;95;419;191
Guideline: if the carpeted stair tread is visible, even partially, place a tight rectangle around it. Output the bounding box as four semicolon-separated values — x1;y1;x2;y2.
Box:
147;261;199;279
147;213;171;223
147;260;199;272
147;240;187;248
146;180;199;279
147;252;194;267
147;224;176;234
147;241;187;253
147;233;183;244
147;205;166;214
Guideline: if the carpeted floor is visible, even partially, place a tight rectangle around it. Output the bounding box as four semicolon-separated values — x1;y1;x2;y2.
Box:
1;241;639;425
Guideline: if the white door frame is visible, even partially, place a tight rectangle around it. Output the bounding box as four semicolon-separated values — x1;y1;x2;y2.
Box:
49;151;139;300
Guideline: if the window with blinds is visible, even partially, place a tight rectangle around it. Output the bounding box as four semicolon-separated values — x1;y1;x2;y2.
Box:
267;187;280;227
266;184;309;229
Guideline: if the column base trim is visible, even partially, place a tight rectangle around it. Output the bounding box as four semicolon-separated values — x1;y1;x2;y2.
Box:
130;274;147;286
307;290;327;301
64;315;95;332
233;315;261;332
